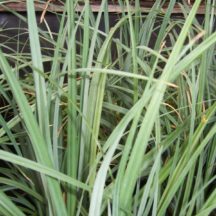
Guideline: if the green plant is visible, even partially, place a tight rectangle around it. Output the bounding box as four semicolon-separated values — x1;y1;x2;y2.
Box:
0;0;216;215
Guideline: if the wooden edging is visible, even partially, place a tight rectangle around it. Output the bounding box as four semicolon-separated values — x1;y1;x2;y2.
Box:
0;1;208;14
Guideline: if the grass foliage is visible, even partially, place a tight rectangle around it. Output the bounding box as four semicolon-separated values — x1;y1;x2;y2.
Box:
0;0;216;215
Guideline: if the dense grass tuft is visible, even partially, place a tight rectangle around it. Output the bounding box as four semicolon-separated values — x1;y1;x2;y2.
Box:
0;0;216;215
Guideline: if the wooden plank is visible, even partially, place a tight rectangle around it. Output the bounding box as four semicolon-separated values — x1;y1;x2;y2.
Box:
0;1;208;14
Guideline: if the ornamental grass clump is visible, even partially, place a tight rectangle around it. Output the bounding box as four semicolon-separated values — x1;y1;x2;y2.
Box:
0;0;216;215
